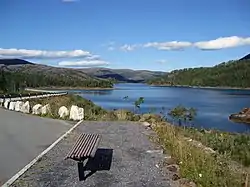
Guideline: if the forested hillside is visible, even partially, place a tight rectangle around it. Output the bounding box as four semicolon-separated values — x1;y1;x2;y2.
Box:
148;58;250;88
81;68;165;83
0;59;113;93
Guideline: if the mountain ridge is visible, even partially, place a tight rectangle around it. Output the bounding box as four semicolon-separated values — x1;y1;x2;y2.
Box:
80;67;166;83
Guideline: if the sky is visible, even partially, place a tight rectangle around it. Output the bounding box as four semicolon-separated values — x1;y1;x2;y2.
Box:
0;0;250;71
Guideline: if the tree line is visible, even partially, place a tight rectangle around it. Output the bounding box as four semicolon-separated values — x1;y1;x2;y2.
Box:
148;59;250;88
0;69;113;93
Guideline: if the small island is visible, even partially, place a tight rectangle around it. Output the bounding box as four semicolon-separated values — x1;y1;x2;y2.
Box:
229;108;250;124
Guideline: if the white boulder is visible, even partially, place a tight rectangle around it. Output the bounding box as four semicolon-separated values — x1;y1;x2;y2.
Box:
9;101;16;110
15;101;24;112
58;106;69;118
41;104;50;115
4;100;9;109
78;107;84;120
32;104;42;115
70;105;84;121
20;101;30;113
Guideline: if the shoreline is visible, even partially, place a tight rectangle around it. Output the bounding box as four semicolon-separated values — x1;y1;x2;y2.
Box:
27;87;115;91
149;84;250;90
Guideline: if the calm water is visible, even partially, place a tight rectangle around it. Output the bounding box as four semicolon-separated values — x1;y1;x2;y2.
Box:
68;83;250;133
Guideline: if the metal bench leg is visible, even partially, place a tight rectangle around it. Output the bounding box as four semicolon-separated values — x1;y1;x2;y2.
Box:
78;157;88;181
77;157;97;181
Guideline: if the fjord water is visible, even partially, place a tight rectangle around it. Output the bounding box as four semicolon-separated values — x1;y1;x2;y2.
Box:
73;83;250;133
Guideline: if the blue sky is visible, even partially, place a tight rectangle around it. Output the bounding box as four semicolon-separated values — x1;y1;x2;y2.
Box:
0;0;250;71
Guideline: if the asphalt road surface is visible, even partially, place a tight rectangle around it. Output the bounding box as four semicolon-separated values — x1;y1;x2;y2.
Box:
0;108;73;185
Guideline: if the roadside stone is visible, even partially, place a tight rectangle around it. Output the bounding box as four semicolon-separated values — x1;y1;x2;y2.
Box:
166;164;180;173
20;101;30;113
69;105;84;121
142;121;151;128
15;101;24;112
32;104;42;115
178;178;197;187
58;106;69;118
9;101;16;110
78;107;84;120
4;100;9;109
41;104;51;115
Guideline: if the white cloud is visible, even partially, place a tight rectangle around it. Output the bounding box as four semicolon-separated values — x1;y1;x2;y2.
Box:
194;36;250;50
119;36;250;52
120;44;138;51
58;60;109;67
0;47;111;68
144;41;192;50
0;48;91;59
156;60;168;64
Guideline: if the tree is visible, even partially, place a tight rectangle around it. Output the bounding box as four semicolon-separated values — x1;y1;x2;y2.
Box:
134;97;144;113
0;68;7;93
148;59;250;88
168;105;197;126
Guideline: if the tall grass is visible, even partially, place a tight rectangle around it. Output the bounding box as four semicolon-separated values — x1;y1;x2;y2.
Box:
183;128;250;167
154;123;247;187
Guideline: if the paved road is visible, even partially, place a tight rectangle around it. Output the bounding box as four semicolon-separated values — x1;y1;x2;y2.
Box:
0;108;73;185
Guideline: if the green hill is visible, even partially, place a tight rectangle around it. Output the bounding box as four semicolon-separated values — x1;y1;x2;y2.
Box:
81;68;165;83
148;55;250;88
0;59;113;93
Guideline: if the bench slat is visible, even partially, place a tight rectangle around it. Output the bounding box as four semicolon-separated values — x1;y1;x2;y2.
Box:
66;134;86;158
66;133;101;161
84;134;99;157
74;134;94;158
66;134;85;158
88;136;100;157
73;134;91;157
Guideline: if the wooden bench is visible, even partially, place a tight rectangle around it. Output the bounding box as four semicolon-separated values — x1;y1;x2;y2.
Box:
65;133;101;162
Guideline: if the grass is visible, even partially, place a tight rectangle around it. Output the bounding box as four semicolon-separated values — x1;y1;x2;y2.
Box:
153;122;248;187
182;127;250;167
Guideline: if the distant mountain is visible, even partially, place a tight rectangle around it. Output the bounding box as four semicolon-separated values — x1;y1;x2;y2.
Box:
81;68;166;83
0;59;34;66
0;59;113;89
240;53;250;61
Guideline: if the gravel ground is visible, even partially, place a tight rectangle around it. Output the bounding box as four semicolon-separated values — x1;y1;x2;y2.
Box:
11;121;176;187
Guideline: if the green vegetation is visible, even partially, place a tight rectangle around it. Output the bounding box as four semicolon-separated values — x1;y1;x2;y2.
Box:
0;70;113;93
148;59;250;88
183;128;250;167
139;104;249;186
168;105;197;126
154;123;247;187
